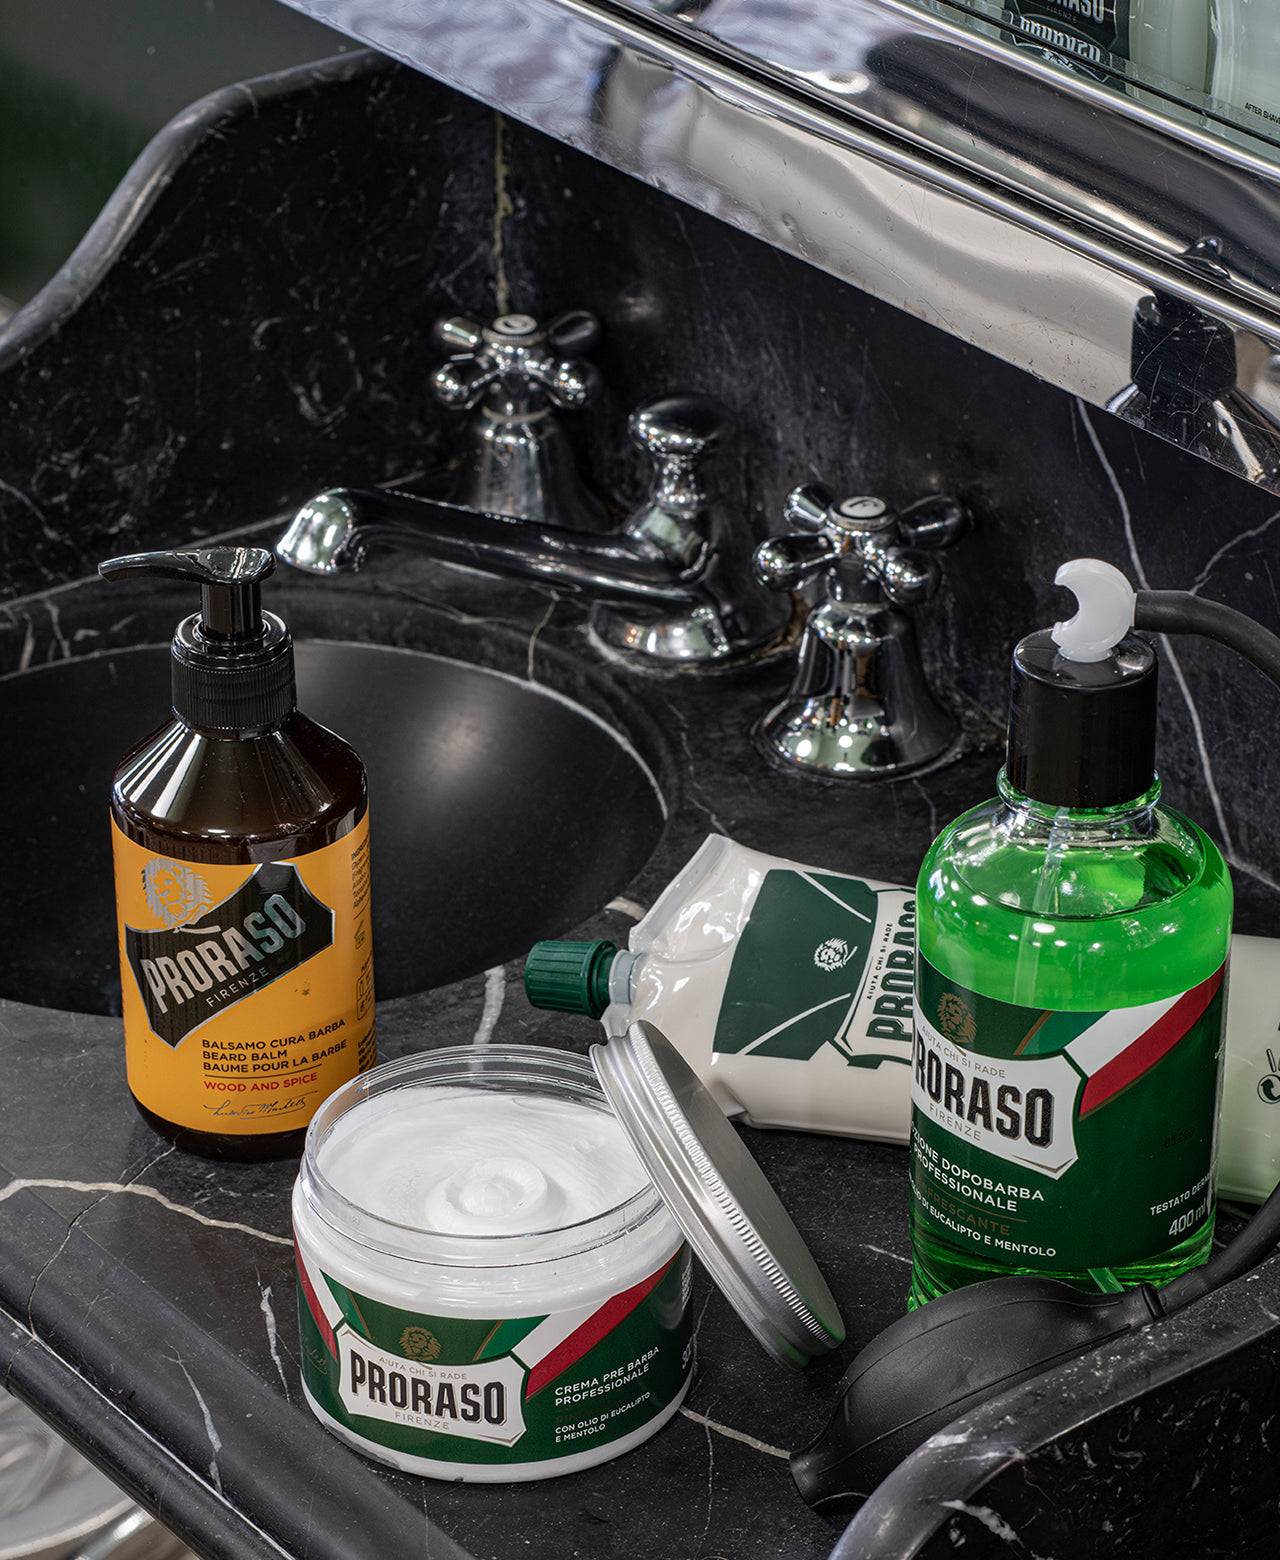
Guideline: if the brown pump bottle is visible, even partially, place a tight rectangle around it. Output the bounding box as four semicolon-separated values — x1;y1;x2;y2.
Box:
100;547;375;1160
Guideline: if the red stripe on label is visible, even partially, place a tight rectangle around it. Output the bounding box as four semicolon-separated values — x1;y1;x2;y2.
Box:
524;1253;679;1401
296;1252;338;1360
1079;965;1225;1118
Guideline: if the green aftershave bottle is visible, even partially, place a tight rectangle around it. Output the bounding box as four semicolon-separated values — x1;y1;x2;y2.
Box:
909;562;1232;1306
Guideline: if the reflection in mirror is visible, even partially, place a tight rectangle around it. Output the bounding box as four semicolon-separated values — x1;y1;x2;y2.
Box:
268;0;1280;489
904;0;1280;153
1105;238;1280;485
0;0;347;318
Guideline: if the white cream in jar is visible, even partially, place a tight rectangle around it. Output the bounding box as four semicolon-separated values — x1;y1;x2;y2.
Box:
292;1046;691;1481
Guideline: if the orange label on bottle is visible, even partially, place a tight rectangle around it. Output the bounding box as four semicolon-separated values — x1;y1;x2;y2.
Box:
110;816;376;1136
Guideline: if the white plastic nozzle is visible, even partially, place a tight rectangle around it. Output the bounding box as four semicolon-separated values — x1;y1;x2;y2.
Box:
1051;558;1137;662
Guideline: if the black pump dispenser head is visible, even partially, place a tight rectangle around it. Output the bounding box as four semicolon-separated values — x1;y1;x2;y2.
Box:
1006;558;1158;808
99;547;296;734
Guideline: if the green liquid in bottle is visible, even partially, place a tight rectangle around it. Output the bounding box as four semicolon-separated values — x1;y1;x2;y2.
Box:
909;772;1231;1308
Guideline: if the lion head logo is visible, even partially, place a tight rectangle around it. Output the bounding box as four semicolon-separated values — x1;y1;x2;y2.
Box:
399;1326;441;1362
142;859;212;927
814;938;854;972
936;992;977;1046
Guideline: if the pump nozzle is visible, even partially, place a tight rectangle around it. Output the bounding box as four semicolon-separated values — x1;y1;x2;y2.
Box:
1051;558;1137;662
99;547;275;645
1007;559;1155;808
99;546;295;734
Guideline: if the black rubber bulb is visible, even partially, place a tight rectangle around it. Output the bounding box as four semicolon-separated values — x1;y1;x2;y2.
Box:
791;1276;1162;1516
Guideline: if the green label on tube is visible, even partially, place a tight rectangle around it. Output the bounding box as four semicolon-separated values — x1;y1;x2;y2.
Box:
711;870;917;1071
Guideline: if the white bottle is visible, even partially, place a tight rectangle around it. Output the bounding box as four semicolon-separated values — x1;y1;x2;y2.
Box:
1210;0;1280;135
1216;933;1280;1203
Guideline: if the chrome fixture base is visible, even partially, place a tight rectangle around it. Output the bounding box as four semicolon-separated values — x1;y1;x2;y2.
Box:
1104;250;1280;487
588;597;790;670
752;487;968;782
588;393;790;668
432;309;608;532
753;601;957;780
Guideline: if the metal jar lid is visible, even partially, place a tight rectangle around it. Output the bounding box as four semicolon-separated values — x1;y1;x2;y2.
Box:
590;1021;845;1370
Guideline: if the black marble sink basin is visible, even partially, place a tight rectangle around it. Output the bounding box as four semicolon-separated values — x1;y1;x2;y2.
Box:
2;636;665;1013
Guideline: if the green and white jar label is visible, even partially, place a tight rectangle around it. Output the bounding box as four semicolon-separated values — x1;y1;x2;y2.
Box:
910;955;1226;1269
712;871;917;1069
297;1244;693;1472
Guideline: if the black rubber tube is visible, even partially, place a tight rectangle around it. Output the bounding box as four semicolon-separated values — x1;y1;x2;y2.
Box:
1134;589;1280;686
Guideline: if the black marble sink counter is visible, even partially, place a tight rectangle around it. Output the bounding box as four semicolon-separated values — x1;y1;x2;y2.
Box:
1;552;1279;1560
4;42;1280;1560
0;552;984;1560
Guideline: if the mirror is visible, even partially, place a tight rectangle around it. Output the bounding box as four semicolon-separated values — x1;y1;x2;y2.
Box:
271;0;1280;494
900;0;1280;157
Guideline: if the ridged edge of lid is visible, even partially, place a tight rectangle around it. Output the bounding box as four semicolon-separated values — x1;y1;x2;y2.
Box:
591;1021;845;1370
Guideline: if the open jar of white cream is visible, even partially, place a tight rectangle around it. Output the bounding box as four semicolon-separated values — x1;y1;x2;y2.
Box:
292;1045;691;1482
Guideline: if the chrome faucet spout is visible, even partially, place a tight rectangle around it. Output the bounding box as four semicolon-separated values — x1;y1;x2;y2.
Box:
278;394;792;670
276;488;705;604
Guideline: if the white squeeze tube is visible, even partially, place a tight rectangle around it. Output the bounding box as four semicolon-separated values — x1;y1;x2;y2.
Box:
525;835;918;1143
609;837;920;1140
526;830;1280;1195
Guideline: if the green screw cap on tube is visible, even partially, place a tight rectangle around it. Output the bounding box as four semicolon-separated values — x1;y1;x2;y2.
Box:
524;940;620;1017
